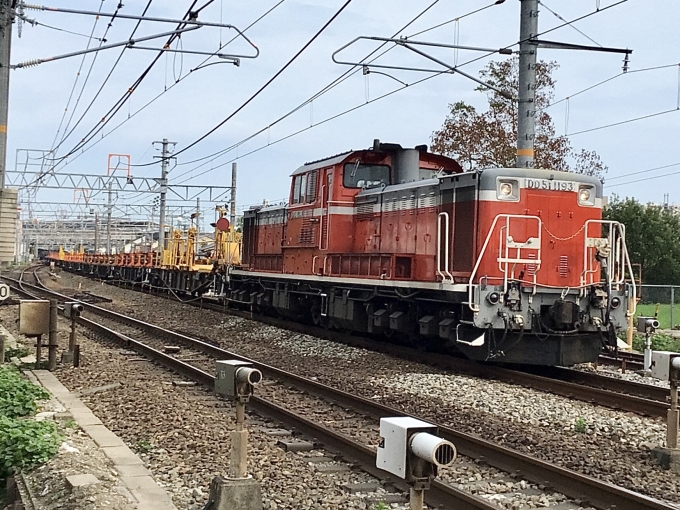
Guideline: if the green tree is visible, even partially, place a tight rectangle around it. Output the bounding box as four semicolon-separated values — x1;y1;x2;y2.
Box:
603;196;680;285
431;57;606;177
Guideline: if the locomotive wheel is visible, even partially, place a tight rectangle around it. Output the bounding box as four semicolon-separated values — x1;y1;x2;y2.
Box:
310;304;322;325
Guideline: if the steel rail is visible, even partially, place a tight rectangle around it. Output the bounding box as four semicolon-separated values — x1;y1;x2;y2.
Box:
3;272;676;510
6;278;494;510
96;276;671;415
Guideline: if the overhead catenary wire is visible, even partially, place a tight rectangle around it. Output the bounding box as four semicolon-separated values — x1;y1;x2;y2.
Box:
607;162;680;181
55;2;130;151
27;0;214;188
538;0;602;47
172;0;632;184
158;0;356;163
608;166;680;188
46;0;288;191
544;63;680;110
567;108;679;137
48;0;106;158
166;0;509;178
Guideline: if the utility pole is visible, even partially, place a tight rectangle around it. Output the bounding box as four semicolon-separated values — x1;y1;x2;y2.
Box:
106;182;112;254
154;138;176;253
0;0;12;190
230;162;237;227
516;0;538;169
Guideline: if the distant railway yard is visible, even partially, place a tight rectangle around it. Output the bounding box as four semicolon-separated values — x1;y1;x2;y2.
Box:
1;265;679;510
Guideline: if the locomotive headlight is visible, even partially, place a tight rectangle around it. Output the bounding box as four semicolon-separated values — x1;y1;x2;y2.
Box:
610;297;621;309
487;292;501;305
496;179;519;201
578;185;595;206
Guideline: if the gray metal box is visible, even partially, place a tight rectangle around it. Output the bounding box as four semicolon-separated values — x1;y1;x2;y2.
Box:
215;360;252;397
637;316;659;333
650;351;680;381
18;300;50;336
376;417;437;479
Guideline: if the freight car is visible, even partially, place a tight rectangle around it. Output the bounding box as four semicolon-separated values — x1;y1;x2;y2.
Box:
51;140;636;366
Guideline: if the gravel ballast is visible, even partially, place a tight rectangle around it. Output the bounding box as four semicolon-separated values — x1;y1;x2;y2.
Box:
32;270;680;504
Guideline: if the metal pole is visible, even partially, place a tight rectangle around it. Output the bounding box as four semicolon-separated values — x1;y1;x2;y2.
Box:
68;317;76;353
668;381;678;449
230;162;237;227
0;0;12;190
230;400;248;478
158;138;169;253
409;488;424;510
196;197;200;232
35;334;41;369
106;183;112;254
516;0;538;169
48;299;58;371
671;287;675;330
94;211;99;254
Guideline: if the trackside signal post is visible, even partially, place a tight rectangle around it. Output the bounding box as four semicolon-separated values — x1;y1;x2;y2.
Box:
376;417;457;510
209;360;263;510
649;352;680;472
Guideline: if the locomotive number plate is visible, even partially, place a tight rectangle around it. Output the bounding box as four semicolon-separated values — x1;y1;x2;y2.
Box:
524;178;577;192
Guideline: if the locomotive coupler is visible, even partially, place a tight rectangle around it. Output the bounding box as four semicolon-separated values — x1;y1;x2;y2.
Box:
504;281;522;311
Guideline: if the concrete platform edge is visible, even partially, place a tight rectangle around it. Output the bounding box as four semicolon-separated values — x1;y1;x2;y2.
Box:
31;370;178;510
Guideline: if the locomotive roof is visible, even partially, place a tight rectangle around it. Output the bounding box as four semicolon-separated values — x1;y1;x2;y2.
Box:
292;151;354;176
291;147;462;176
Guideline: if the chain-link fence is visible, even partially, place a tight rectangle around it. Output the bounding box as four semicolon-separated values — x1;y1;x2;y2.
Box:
638;285;680;330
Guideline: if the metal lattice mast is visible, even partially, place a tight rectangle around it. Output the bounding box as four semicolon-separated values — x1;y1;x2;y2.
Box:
156;138;175;253
516;0;538;169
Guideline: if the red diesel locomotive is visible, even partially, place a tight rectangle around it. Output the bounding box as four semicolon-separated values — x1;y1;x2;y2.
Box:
231;140;635;365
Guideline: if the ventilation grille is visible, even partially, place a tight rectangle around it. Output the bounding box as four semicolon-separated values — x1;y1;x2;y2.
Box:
559;255;569;278
298;218;316;244
356;202;374;221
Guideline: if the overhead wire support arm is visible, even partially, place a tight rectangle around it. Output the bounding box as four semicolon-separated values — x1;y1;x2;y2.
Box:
10;26;201;69
332;36;515;100
19;2;260;58
126;46;241;66
530;38;632;55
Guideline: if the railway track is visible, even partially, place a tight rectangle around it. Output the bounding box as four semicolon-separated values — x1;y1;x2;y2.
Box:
2;267;676;510
60;270;671;419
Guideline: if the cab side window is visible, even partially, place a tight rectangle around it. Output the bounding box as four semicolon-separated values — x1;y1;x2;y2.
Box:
292;170;318;204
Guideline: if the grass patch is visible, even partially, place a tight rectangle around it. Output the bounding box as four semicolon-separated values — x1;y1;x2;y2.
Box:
0;366;62;480
636;303;678;330
0;366;50;418
574;416;587;433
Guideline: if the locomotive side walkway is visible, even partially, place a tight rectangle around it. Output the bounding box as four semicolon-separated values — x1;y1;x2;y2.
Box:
30;370;178;510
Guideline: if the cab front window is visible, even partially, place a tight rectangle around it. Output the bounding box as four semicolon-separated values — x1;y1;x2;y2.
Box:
343;162;390;189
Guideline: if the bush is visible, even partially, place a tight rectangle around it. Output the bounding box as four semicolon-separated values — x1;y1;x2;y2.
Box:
0;417;61;478
631;332;680;353
0;366;61;478
0;366;50;418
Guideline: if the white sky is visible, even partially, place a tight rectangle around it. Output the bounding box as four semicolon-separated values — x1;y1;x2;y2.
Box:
7;0;680;222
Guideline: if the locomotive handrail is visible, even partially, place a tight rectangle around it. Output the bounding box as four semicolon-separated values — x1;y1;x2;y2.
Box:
581;219;637;316
468;214;542;312
436;212;453;283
